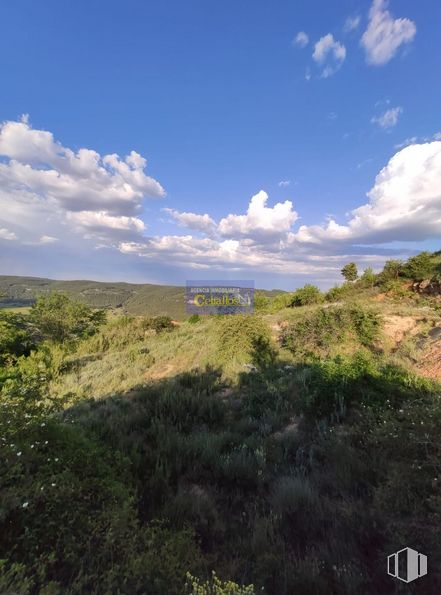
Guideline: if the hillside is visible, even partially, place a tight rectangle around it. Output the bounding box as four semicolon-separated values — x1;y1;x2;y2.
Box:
0;276;284;319
1;251;441;593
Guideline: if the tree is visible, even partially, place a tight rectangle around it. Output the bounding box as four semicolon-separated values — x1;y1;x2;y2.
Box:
404;251;435;281
341;262;358;283
0;311;35;365
360;267;376;289
380;259;403;281
29;293;106;344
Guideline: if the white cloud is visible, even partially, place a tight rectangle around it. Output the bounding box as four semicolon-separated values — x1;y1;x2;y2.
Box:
2;118;439;285
293;31;309;48
0;118;165;245
67;211;146;236
0;228;17;241
39;235;58;244
344;15;361;32
290;140;441;245
371;106;403;129
278;180;291;188
312;34;346;77
361;0;416;66
163;208;216;234
0;118;164;216
218;190;298;239
395;132;441;149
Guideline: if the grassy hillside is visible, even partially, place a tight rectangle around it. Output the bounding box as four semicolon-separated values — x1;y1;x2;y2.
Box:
1;251;440;593
0;276;284;320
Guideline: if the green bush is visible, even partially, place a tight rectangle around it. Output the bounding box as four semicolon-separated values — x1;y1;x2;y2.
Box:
188;314;202;324
325;283;355;302
186;571;255;595
0;346;65;438
280;305;381;356
289;284;323;307
404;251;436;281
216;315;274;367
29;293;106;344
150;315;174;333
0;311;35;365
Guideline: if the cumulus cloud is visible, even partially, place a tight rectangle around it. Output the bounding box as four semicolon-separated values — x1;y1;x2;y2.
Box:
312;34;346;77
1;117;439;285
39;235;58;244
361;0;416;65
67;211;146;238
163;208;216;234
0;117;165;245
344;15;361;32
218;190;298;239
290;141;441;246
0;228;17;241
293;32;309;48
395;132;441;149
278;180;291;188
371;106;403;129
0;119;164;216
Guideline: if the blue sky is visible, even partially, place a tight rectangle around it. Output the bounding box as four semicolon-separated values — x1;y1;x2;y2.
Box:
0;0;440;289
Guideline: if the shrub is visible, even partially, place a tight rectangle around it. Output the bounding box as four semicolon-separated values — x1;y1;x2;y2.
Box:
270;292;295;312
382;280;410;299
289;284;323;307
186;571;254;595
150;315;174;334
325;283;355;302
359;267;376;289
0;346;65;438
404;251;436;281
0;311;35;365
253;292;271;312
280;305;381;356
188;314;201;324
378;259;403;283
216;315;274;367
29;293;106;344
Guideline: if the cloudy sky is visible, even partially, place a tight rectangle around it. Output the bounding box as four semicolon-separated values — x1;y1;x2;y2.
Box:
0;0;440;289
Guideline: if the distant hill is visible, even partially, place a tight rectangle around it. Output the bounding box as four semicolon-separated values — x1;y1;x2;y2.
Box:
0;275;285;320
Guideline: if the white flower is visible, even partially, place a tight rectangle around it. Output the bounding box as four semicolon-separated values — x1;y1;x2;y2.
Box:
17;452;22;456
55;458;59;462
22;502;29;508
51;483;56;487
44;441;48;445
40;422;46;427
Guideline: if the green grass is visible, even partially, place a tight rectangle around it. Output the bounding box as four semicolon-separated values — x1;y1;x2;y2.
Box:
2;275;441;594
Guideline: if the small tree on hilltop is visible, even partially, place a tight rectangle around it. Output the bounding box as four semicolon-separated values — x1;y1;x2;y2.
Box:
381;259;403;282
404;251;435;281
341;262;358;283
361;267;376;289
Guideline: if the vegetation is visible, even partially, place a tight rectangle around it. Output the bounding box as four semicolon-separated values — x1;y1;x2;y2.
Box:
341;262;358;282
280;304;381;357
1;250;441;593
289;284;323;307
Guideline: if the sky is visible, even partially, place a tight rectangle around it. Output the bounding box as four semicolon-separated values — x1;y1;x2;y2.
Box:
0;0;440;290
